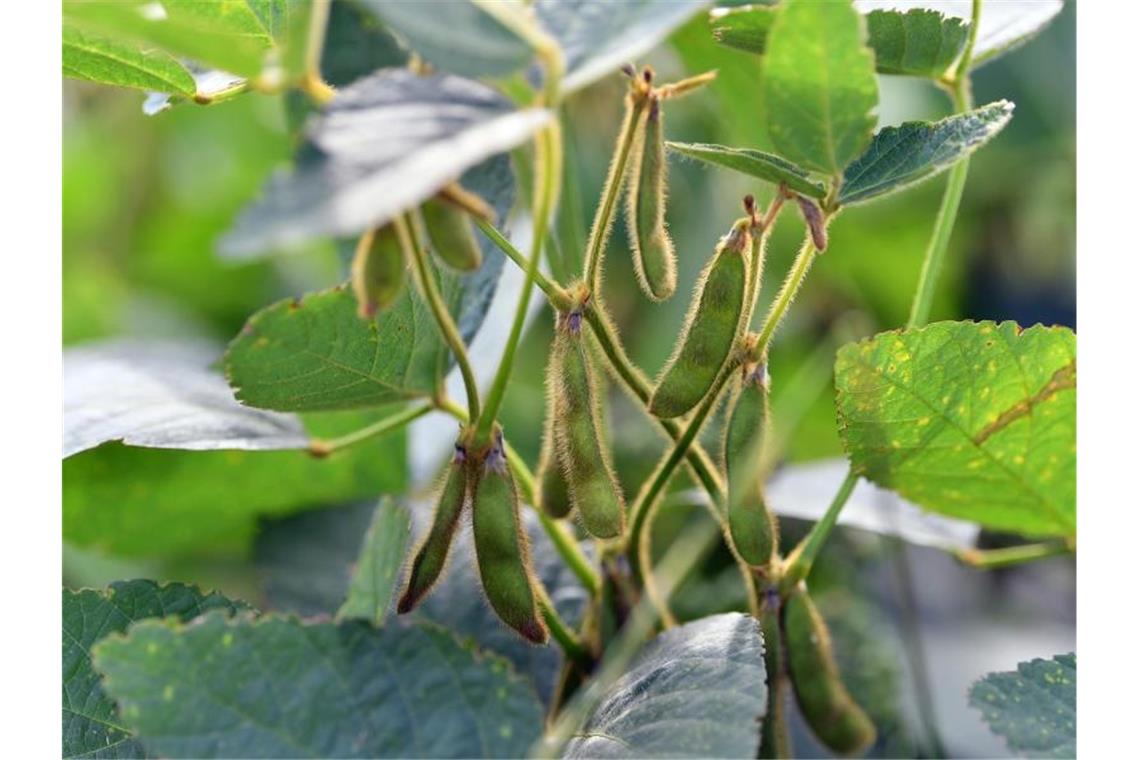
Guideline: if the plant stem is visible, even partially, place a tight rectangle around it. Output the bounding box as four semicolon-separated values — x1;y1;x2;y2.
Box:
954;540;1074;569
780;469;859;590
753;228;825;357
300;0;335;105
476;123;562;443
396;214;481;422
538;589;594;670
583;96;646;289
474;217;573;311
437;396;600;594
308;402;433;457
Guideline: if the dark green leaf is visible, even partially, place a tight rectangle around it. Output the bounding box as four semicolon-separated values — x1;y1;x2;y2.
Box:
63;581;248;760
666;141;827;199
762;0;878;176
360;0;534;78
712;6;968;79
321;0;408;87
839;101;1014;205
64;339;307;458
937;0;1064;69
537;0;710;94
64;0;276;79
63;411;407;557
93;613;544;758
835;321;1075;537
219;70;548;255
336;499;411;626
224;286;443;411
563;613;767;758
63;24;196;96
969;653;1075;758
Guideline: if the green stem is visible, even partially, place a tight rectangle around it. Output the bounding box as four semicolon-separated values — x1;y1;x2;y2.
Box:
474;217;573;311
538;589;594;670
307;402;433;457
475;123;562;443
299;0;335;104
753;229;824;357
437;396;600;594
955;540;1074;570
583;96;646;289
397;214;481;421
780;469;859;590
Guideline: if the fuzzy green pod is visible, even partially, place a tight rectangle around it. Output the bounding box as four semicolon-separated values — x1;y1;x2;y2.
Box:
422;197;483;272
351;225;406;318
649;220;751;419
537;413;572;519
396;448;468;613
784;586;876;756
627;97;677;301
471;431;548;644
549;308;626;539
723;362;777;568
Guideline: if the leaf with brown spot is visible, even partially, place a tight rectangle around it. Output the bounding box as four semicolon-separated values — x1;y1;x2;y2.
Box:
835;321;1075;538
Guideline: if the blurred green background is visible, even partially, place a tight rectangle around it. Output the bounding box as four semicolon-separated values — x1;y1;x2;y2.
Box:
63;1;1074;615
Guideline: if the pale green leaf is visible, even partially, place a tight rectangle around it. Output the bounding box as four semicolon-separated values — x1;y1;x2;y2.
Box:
709;4;778;56
667;141;827;199
63;581;248;760
762;0;878;176
836;321;1075;537
563;613;767;758
336;499;411;626
969;653;1075;758
63;24;196;96
93;613;544;758
839;101;1014;205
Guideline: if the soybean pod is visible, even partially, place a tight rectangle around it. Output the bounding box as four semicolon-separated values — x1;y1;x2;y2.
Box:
536;411;572;519
549;305;626;539
784;585;876;756
626;96;677;301
351;224;406;319
422;197;483;272
471;430;548;644
759;587;789;759
397;446;468;613
723;360;778;568
649;219;751;419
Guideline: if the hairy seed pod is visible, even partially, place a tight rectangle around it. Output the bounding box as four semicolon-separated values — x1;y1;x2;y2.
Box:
626;97;677;301
351;225;406;318
396;446;468;613
784;586;877;756
723;362;777;567
471;431;548;644
536;411;572;519
422;197;483;271
649;219;751;419
796;195;827;252
549;308;627;538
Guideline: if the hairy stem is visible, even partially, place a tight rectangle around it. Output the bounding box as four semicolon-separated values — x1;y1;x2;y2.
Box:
476;123;562;442
300;0;335;104
396;214;481;421
474;217;573;311
308;402;433;457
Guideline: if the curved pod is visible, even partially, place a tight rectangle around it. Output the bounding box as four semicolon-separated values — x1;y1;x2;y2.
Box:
723;362;778;567
351;225;406;318
627;97;677;301
397;452;467;613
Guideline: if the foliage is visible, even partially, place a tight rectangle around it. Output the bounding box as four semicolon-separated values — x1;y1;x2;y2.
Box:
62;1;1073;758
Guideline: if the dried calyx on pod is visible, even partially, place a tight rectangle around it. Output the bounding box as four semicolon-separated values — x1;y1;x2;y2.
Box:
723;354;778;568
547;286;626;538
649;217;751;419
351;224;406;319
470;427;548;643
795;194;827;252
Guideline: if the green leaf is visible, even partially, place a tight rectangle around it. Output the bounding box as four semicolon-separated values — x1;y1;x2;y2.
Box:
835;321;1075;538
839;101;1014;206
224;286;443;411
563;613;767;758
63;581;248;760
219;71;548;255
666;141;827;199
64;339;307;457
536;0;710;95
904;0;1064;69
63;410;407;558
63;24;196;96
336;499;411;626
254;502;589;705
969;653;1075;758
64;0;276;79
361;0;534;79
864;8;968;77
93;613;544;758
713;6;968;79
761;0;878;176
